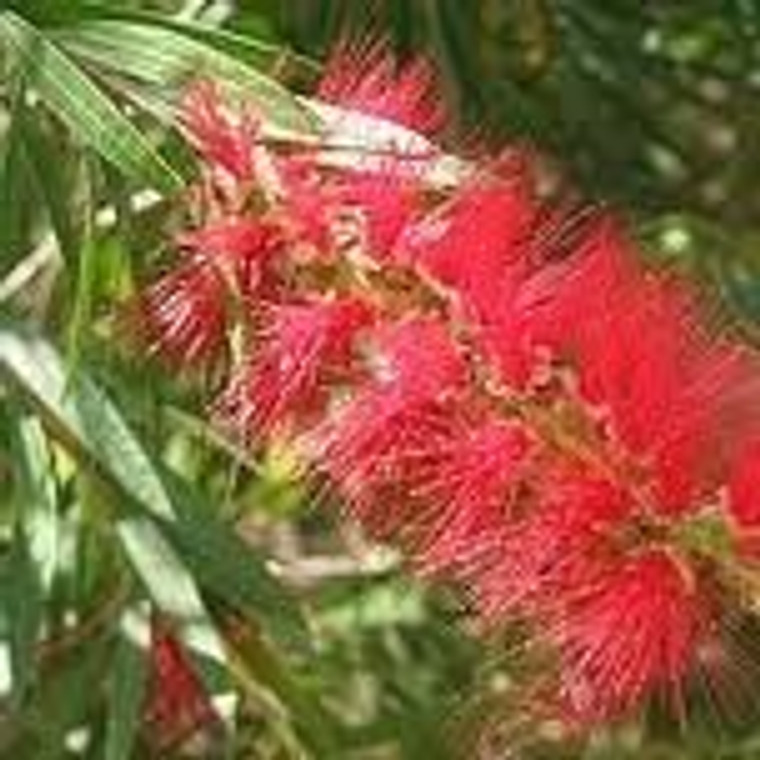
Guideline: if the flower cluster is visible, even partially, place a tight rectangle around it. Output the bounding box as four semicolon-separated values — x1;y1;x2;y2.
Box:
129;43;760;726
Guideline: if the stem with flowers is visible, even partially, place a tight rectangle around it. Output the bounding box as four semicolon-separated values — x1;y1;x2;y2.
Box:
127;40;760;735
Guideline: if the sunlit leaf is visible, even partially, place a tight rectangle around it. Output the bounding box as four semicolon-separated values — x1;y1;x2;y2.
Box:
83;7;319;77
55;18;317;135
0;326;226;669
0;11;183;193
10;415;59;593
104;611;148;760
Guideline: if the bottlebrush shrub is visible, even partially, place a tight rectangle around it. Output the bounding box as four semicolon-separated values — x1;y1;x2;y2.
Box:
127;44;760;728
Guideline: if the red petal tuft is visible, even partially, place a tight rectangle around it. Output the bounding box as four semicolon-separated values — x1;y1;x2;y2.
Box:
318;40;446;137
553;551;704;722
132;259;227;369
401;158;532;302
216;298;371;438
182;80;256;182
469;474;629;622
177;217;281;301
310;318;465;525
146;623;216;748
369;317;467;400
730;438;760;528
408;420;531;573
334;168;423;261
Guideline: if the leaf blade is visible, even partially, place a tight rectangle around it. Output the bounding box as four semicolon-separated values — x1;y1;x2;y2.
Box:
0;326;227;670
159;472;309;653
0;11;183;193
104;630;147;760
55;18;317;135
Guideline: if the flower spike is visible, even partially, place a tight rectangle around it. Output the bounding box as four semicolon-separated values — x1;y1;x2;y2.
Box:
123;43;760;731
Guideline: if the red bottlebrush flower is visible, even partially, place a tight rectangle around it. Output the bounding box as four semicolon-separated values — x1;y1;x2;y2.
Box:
310;318;465;525
529;242;758;514
145;623;216;749
730;438;760;529
401;159;532;301
277;153;425;264
646;343;756;514
506;220;637;354
332;168;423;262
318;40;445;138
469;475;629;622
404;420;531;573
479;219;635;387
369;317;466;400
182;80;255;182
126;54;760;731
129;219;280;371
553;551;705;722
215;298;371;438
177;217;280;302
275;156;333;252
314;397;457;537
480;212;760;511
400;156;563;385
132;258;227;369
177;218;273;259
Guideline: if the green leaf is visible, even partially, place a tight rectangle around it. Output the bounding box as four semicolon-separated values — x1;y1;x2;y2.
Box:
9;414;59;593
0;328;309;725
0;82;41;270
82;7;320;77
0;11;183;194
3;413;59;707
115;517;222;663
17;107;81;268
0;327;174;520
0;326;226;668
104;614;148;760
5;523;43;708
55;18;318;135
65;231;97;377
160;472;309;654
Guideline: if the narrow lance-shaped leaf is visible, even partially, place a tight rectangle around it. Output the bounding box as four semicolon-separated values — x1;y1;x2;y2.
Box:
3;413;60;707
65;229;97;377
0;326;226;669
104;607;149;760
54;19;318;136
5;524;43;708
0;11;183;194
159;470;309;653
0;325;311;728
16;106;81;268
10;414;59;592
0;328;339;753
0;80;40;270
0;327;173;518
78;7;321;78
